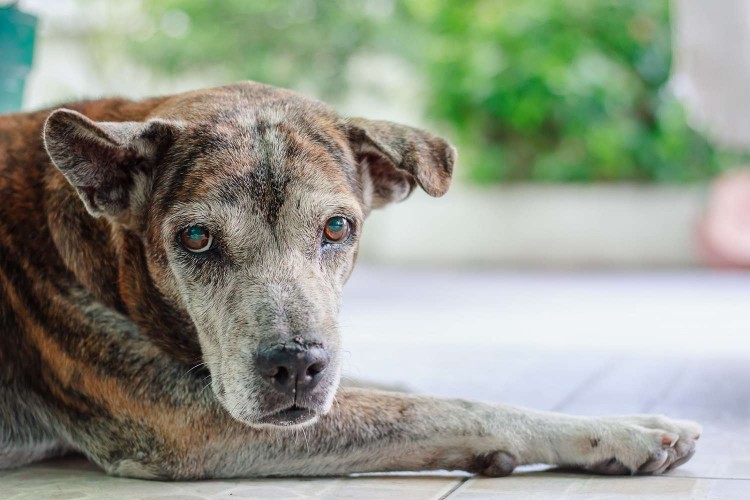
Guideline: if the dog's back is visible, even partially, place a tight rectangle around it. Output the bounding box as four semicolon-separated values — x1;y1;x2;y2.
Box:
0;101;149;375
0;108;61;465
0;98;167;466
0;108;49;384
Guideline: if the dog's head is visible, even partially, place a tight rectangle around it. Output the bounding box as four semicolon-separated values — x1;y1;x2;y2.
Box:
43;82;454;428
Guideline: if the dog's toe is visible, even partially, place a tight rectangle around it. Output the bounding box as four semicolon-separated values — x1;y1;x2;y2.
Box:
475;450;517;477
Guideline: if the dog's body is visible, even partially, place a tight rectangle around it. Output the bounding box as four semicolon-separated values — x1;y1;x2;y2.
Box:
0;82;699;479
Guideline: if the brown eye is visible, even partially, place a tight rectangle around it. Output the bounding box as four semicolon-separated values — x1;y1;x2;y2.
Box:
323;217;350;244
180;226;212;253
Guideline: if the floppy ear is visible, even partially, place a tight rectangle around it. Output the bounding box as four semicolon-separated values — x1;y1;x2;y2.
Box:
43;108;179;219
345;118;456;209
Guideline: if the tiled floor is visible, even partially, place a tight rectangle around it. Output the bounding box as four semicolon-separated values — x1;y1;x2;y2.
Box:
2;267;749;499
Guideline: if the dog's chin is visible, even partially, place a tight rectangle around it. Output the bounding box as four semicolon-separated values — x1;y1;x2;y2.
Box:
254;405;320;428
214;376;337;429
221;401;321;429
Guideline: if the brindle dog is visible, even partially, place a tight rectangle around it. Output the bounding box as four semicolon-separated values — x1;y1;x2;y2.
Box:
0;82;699;479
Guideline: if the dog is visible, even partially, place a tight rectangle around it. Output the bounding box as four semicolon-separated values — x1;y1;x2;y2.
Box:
0;82;700;479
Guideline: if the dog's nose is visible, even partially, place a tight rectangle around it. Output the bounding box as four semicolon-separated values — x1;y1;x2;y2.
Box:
255;340;329;395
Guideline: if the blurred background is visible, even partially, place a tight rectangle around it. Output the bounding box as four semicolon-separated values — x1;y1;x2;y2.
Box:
1;1;749;358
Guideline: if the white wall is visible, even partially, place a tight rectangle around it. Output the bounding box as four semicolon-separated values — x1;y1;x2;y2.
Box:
359;185;706;268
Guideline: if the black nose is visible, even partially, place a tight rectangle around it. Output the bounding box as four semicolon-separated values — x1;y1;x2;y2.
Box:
255;339;329;396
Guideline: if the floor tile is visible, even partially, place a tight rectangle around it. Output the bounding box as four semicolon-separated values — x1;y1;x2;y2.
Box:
450;473;750;499
0;457;462;500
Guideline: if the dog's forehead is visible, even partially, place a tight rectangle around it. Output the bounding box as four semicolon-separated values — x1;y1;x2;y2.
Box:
158;97;362;225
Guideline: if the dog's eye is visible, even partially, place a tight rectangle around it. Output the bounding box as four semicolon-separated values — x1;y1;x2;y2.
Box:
180;226;212;253
323;217;350;244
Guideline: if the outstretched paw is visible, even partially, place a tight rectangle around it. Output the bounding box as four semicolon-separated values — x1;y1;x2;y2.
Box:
584;415;700;475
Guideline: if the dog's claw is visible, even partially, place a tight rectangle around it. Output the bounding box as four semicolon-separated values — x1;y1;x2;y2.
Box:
639;450;669;474
666;448;696;471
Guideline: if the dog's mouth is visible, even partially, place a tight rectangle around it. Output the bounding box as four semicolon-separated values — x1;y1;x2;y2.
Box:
256;405;317;427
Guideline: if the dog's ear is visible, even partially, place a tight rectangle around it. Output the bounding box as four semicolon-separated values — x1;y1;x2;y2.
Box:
44;108;179;220
345;118;456;209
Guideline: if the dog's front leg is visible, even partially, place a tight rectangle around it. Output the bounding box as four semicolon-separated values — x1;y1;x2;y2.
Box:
249;388;700;477
96;388;699;479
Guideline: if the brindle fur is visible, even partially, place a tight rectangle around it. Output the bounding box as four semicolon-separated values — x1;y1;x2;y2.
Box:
0;82;699;479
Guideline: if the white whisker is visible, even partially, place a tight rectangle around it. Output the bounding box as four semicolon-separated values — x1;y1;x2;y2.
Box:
300;425;311;454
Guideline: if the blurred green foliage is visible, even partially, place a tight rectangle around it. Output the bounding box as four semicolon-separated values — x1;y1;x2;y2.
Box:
122;0;745;183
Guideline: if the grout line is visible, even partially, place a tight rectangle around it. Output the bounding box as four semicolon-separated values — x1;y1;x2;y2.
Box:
666;475;750;481
638;474;750;482
511;472;750;481
439;476;470;499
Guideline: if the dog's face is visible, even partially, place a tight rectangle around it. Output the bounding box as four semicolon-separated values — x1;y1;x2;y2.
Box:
43;82;454;428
